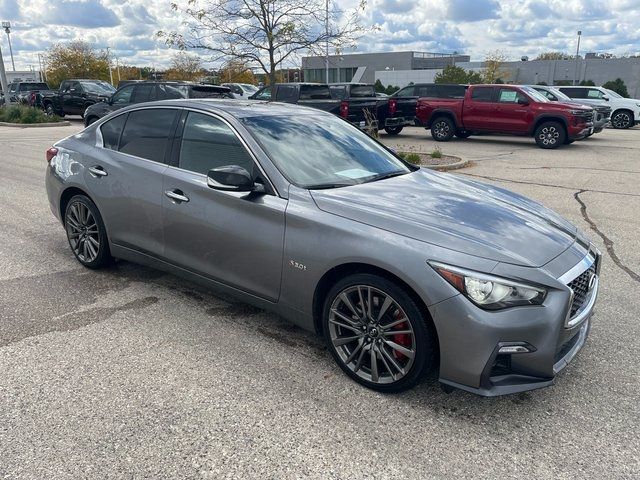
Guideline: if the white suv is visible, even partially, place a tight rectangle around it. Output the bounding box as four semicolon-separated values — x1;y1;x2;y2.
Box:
557;86;640;129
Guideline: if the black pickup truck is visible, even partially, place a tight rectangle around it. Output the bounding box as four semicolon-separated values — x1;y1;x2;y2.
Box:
385;83;467;135
328;83;390;131
38;79;116;117
3;81;50;105
250;82;386;132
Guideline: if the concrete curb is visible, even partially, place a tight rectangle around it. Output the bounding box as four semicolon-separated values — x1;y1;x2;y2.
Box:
421;157;469;171
0;121;72;128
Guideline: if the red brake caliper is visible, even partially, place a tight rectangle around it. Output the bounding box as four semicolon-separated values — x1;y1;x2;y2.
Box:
391;309;410;360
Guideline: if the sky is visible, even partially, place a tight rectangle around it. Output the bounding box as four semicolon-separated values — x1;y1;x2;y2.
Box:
1;0;639;72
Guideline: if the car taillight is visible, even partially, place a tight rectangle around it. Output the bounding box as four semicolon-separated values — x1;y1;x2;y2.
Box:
389;98;397;116
46;147;58;162
339;100;349;119
30;92;36;104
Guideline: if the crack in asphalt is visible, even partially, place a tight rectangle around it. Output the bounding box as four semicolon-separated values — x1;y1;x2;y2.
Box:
574;190;640;284
460;173;640;198
517;166;640;174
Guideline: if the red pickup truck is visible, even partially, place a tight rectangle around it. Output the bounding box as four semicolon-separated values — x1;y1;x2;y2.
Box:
416;84;595;149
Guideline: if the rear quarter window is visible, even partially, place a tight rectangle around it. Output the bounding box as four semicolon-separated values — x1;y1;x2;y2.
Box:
299;85;331;100
100;114;127;150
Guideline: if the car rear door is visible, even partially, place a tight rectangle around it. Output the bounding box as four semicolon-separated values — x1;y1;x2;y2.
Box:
462;86;496;130
392;86;418;122
161;110;286;301
492;87;531;133
87;107;179;257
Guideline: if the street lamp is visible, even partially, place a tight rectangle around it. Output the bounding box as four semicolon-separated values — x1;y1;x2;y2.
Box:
2;21;15;71
573;30;582;85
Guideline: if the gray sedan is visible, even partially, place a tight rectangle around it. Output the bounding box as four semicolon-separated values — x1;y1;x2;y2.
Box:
45;100;600;396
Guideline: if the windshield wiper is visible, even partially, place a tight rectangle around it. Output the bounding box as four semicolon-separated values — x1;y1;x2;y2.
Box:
306;182;355;190
362;171;407;184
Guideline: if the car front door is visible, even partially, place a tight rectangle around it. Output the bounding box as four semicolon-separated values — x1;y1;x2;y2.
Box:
87;107;180;257
492;87;531;133
65;81;84;114
463;86;496;130
109;84;135;111
161;110;286;301
393;86;418;122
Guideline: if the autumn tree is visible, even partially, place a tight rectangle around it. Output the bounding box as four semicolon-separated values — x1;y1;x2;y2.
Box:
218;60;256;84
45;41;110;88
164;52;205;81
534;51;571;61
158;0;367;85
434;65;482;84
482;50;510;83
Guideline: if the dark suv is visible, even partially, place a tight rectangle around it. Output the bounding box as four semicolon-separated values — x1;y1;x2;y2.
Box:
386;83;467;135
83;82;233;126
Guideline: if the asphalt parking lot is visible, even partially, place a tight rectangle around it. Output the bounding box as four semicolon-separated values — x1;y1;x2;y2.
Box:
1;120;639;479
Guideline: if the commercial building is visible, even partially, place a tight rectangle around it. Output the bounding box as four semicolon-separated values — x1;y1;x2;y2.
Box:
301;51;470;84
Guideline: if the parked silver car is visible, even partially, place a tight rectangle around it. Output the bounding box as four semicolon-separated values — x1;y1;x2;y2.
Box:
45;100;601;396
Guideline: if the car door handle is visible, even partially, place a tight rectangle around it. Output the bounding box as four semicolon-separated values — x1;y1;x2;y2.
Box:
88;165;107;177
165;189;190;203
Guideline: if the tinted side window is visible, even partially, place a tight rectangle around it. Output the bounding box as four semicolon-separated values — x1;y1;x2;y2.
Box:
112;85;135;104
438;85;466;98
559;88;586;99
471;87;493;102
119;109;178;163
415;85;435;97
350;85;375;98
132;84;156;103
101;114;127;150
299;85;331;100
395;86;415;97
156;84;185;100
277;85;298;102
179;112;255;175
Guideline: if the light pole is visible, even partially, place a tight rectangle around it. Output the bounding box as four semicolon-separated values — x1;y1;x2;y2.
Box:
0;44;9;106
573;30;582;85
2;21;15;71
325;0;329;83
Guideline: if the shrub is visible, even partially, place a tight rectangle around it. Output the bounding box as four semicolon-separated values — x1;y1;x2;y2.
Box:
401;152;421;164
602;78;629;97
430;147;442;158
0;105;62;124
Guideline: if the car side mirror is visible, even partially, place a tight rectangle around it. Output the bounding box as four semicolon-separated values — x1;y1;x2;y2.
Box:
517;98;529;106
207;165;259;192
602;95;609;101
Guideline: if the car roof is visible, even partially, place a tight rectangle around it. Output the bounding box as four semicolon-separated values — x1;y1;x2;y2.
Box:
115;99;331;118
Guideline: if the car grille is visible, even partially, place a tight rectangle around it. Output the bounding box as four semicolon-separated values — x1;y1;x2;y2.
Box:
567;264;596;317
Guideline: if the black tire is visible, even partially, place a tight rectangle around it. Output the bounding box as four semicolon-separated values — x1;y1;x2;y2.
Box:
384;126;404;135
455;129;472;139
534;121;565;149
611;109;633;129
44;103;56;117
430;117;455;142
322;273;437;393
64;195;113;269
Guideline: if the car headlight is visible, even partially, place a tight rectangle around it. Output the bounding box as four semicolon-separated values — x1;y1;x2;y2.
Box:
569;109;588;115
429;262;546;310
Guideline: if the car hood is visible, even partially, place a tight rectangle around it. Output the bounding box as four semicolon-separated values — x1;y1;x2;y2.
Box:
310;169;577;267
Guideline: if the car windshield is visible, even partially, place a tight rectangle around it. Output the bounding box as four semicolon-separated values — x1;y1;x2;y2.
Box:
81;81;116;94
521;86;550;103
240;84;258;94
241;114;411;189
604;88;622;98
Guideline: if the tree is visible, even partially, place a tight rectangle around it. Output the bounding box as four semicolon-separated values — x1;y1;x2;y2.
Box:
602;78;629;97
384;85;399;95
45;41;110;88
434;64;482;84
579;79;595;86
218;60;256;84
482;50;510;83
534;52;571;61
164;52;205;81
374;79;385;93
158;0;367;85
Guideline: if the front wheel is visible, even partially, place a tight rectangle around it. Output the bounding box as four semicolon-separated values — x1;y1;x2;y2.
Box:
64;195;113;269
430;117;455;142
384;126;404;135
322;274;436;392
44;103;56;117
534;121;565;149
611;110;633;129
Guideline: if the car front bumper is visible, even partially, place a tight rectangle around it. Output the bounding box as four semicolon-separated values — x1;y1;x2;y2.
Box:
429;249;601;396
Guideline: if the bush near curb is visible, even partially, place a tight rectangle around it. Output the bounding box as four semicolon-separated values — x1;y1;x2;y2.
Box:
0;105;63;124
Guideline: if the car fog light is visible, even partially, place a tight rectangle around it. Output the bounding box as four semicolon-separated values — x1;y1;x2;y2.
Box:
498;345;532;354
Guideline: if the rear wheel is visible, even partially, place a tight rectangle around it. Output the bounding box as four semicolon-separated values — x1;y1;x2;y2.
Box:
322;273;436;393
44;103;55;117
384;126;404;135
64;195;112;269
534;121;565;149
430;117;455;142
611;110;633;129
